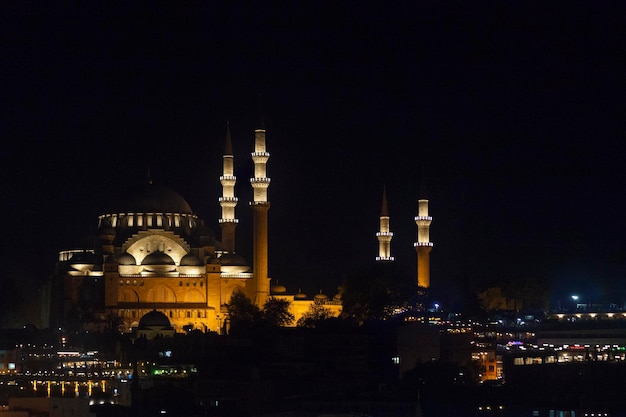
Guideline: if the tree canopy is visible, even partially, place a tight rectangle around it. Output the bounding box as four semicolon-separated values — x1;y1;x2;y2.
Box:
225;289;294;334
340;262;419;323
296;303;334;328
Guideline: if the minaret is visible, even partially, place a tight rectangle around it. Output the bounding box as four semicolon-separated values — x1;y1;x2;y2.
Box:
414;191;433;289
219;122;238;253
376;186;394;262
250;101;271;308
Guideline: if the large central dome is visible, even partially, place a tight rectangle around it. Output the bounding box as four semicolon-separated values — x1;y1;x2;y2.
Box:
117;182;193;214
97;179;215;247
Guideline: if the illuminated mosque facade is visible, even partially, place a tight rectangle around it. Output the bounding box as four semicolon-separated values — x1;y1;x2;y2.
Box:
46;117;341;334
45;114;432;335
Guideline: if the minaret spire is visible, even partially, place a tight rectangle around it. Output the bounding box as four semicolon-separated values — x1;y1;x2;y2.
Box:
219;121;238;253
376;186;394;262
414;178;433;289
250;97;271;308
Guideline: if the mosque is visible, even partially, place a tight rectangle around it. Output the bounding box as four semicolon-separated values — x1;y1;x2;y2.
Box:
44;114;432;335
45;116;343;334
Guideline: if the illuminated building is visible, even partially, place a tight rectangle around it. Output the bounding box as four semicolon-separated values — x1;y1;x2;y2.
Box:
376;187;394;262
219;121;238;254
250;112;271;308
47;113;340;334
414;190;433;289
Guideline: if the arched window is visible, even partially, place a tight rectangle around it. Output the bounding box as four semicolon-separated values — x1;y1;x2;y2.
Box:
147;285;176;303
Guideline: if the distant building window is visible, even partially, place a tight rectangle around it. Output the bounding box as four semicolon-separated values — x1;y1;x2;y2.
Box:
391;356;400;365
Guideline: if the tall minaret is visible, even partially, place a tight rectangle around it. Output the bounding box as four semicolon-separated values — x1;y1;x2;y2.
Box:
414;190;433;289
219;122;238;253
376;186;394;262
250;102;271;308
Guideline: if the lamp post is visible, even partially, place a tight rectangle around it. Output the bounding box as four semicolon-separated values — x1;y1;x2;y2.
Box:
571;295;579;312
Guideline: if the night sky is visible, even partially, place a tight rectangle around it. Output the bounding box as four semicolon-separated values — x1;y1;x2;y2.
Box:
2;2;626;309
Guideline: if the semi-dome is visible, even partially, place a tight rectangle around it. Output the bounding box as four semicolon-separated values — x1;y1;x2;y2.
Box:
117;252;137;265
138;310;172;329
115;182;193;214
218;252;250;274
180;253;203;266
141;251;175;265
218;252;248;267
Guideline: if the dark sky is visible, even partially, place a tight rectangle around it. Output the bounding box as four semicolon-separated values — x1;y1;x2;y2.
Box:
2;1;626;308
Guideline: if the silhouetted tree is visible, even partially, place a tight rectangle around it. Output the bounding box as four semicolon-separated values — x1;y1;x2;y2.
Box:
477;287;512;312
502;275;550;311
296;303;334;328
225;289;261;334
262;297;294;327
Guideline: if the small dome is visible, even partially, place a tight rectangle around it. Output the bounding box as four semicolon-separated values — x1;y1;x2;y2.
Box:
295;289;307;299
271;283;287;294
180;253;203;266
138;310;172;329
69;251;99;273
69;251;98;265
117;252;137;265
141;251;175;265
314;291;328;301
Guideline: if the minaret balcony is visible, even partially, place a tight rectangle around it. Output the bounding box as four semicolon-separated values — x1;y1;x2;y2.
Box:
251;152;270;163
219;219;239;224
414;242;434;247
415;216;432;221
219;197;238;207
250;178;271;188
376;256;395;261
376;232;393;237
220;175;237;186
